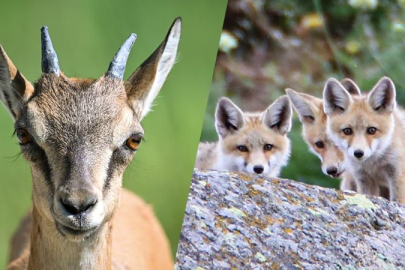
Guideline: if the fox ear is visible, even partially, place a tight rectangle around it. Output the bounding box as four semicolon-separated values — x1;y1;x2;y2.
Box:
215;97;245;138
323;78;352;115
340;78;361;96
125;17;181;120
368;76;396;113
286;88;321;124
0;45;34;121
263;95;292;135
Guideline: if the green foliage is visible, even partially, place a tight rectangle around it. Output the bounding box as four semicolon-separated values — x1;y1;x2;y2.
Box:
0;0;227;266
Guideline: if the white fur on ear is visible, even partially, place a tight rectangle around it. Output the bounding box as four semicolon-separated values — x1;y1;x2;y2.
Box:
263;95;292;135
323;78;352;115
215;97;245;138
367;76;396;112
140;18;181;119
286;88;316;123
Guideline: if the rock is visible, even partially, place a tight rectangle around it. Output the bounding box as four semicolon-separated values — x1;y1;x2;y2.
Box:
174;170;405;270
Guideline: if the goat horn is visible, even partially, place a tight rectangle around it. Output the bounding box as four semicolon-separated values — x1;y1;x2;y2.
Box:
41;26;60;75
106;33;137;79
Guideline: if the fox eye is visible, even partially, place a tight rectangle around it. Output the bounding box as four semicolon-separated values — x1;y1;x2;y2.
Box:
16;129;32;145
342;128;353;136
367;127;377;135
315;141;324;148
237;145;249;152
125;134;143;151
263;144;273;151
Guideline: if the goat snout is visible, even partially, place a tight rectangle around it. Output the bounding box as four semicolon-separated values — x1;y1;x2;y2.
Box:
56;187;99;217
60;196;98;216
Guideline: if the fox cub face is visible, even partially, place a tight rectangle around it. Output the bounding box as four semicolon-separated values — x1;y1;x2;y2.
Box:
215;96;292;177
286;79;361;177
323;77;396;162
286;89;345;177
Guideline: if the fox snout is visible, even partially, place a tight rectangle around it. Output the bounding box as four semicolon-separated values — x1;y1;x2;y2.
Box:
348;136;372;160
326;166;338;176
244;150;271;175
348;147;371;161
318;144;346;178
322;164;345;178
246;163;268;175
253;165;264;174
353;150;364;159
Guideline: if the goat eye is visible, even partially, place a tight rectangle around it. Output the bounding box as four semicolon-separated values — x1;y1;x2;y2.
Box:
315;141;324;148
367;127;377;135
342;128;353;136
263;144;273;151
125;135;142;151
16;129;32;145
237;145;248;152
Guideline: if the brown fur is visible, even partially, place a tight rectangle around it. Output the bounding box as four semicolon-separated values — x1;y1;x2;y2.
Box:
1;18;181;270
286;88;355;190
219;113;290;167
7;190;172;270
287;86;391;199
324;77;405;203
196;96;292;177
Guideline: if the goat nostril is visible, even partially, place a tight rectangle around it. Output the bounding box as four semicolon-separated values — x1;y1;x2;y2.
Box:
60;197;97;216
326;167;338;176
253;165;264;174
82;198;97;212
354;150;364;158
61;198;80;215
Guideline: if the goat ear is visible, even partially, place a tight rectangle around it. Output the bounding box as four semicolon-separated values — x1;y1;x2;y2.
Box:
215;97;245;139
0;45;34;121
323;78;352;115
125;17;181;120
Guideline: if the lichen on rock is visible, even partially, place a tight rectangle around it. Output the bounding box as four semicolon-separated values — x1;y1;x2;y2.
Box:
175;170;405;269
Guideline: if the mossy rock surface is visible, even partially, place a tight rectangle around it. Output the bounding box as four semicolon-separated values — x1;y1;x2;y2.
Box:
175;170;405;270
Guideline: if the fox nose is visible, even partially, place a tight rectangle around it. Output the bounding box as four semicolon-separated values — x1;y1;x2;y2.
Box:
253;165;264;174
354;150;364;159
326;166;338;176
60;196;98;216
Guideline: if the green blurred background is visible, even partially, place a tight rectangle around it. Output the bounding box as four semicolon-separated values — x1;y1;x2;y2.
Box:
0;0;227;266
202;0;405;188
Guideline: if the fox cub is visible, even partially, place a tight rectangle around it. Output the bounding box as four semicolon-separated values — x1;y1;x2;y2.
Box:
195;96;292;177
323;76;405;203
286;79;361;192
